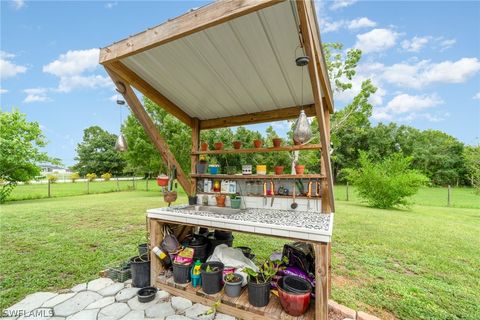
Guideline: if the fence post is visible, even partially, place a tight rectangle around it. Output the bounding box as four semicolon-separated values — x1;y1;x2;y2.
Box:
48;179;51;198
346;182;349;201
116;177;120;191
87;179;90;194
146;177;149;191
447;185;451;207
132;175;136;190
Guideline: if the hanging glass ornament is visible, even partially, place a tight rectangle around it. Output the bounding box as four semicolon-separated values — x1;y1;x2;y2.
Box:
293;110;312;145
115;133;128;152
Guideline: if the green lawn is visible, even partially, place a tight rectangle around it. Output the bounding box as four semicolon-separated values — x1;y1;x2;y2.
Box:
1;190;479;319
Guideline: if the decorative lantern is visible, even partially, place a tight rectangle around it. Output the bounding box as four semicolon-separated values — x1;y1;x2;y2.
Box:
293;55;312;145
115;134;128;152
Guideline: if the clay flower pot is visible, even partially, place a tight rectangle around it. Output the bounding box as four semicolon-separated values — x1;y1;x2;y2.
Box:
215;194;226;207
294;165;305;175
274;166;284;175
156;175;169;187
272;138;282;147
201;142;209;151
214;142;224;150
232;141;242;149
253;139;263;148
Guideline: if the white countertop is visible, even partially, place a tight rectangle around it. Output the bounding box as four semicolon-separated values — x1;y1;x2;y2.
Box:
147;205;333;243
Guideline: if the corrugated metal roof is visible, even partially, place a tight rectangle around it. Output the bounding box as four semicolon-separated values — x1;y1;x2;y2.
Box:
120;1;315;120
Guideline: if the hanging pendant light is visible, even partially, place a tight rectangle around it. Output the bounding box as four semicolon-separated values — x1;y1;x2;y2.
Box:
293;54;312;145
115;95;128;152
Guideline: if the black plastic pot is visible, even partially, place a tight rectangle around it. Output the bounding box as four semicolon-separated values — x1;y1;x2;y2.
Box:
207;232;234;256
248;279;271;307
236;246;252;257
138;243;148;256
188;196;197;205
189;244;208;262
137;286;157;303
173;262;192;284
282;275;312;294
130;255;150;288
198;228;209;237
200;261;224;294
214;230;232;240
224;273;243;298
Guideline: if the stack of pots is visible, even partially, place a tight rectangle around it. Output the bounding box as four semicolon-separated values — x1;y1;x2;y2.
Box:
207;230;234;256
185;234;209;262
277;276;312;316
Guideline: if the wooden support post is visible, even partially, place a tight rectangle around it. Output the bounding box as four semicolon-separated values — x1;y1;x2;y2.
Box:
313;242;329;320
191;118;200;197
104;66;193;196
149;219;165;286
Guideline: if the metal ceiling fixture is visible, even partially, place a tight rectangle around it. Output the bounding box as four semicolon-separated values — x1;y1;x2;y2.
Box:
293;51;312;145
115;96;128;152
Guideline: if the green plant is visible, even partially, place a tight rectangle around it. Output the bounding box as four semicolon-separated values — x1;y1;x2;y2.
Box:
344;151;429;208
225;273;241;283
86;173;97;182
101;172;112;181
244;257;287;284
205;265;219;273
230;193;240;200
47;174;58;183
69;172;80;183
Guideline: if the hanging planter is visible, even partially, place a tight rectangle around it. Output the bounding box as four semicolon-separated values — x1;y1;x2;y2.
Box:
156;175;169;187
163;191;177;203
293;110;312;145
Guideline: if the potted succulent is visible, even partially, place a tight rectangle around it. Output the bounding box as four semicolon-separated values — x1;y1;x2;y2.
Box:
230;194;241;209
253;139;263;148
200;261;224;294
196;155;208;174
215;194;226;207
201;142;209;151
272;137;283;148
214;142;224;150
224;273;244;297
274;166;284;175
244;257;287;307
232;140;242;149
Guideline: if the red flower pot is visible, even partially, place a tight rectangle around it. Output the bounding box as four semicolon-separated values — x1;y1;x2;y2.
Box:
253;139;263;148
215;195;226;207
272;138;282;147
201;142;208;151
156;176;169;186
233;141;242;149
294;165;305;175
274;166;284;175
277;278;311;316
214;142;224;150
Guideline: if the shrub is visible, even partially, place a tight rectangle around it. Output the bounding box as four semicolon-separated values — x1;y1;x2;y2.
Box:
47;174;58;183
86;173;97;182
101;172;112;181
344;152;429;208
70;172;80;183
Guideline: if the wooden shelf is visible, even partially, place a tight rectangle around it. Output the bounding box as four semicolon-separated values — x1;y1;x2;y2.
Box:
192;174;325;179
192;143;321;155
196;191;321;199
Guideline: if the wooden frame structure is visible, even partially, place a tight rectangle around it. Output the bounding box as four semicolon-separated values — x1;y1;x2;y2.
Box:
100;1;335;319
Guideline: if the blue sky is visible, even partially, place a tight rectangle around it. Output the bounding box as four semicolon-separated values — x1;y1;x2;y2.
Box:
1;0;479;166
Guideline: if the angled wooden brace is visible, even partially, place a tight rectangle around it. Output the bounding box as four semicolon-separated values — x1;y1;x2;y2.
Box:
104;65;193;196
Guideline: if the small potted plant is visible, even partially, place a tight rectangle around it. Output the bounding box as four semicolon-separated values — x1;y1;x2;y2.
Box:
224;273;244;297
253;139;263;148
230;194;241;209
214;142;224;150
196;155;208;174
274;166;284;175
272;137;282;148
232;140;242;149
244;257;287;307
294;163;305;175
201;142;209;151
215;194;226;207
208;159;220;175
200;261;224;294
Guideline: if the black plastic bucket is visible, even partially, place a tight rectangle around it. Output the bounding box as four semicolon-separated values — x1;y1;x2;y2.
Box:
173;262;192;284
130;255;150;288
282;275;312;294
207;233;234;256
138;243;148;256
248;279;270;307
200;261;224;294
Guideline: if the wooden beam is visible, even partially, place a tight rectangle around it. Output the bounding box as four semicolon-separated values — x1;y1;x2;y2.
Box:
191;118;200;196
107;61;193;127
200;104;316;130
99;0;283;64
314;242;329;320
105;66;193;196
297;0;335;213
192;143;321;155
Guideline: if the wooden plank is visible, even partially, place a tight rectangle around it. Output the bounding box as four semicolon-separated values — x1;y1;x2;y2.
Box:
297;0;335;212
149;220;164;286
191;118;200;196
191;174;326;179
105;66;193;196
107;61;193;127
100;0;283;64
192;143;321;155
200;104;316;130
313;242;329;320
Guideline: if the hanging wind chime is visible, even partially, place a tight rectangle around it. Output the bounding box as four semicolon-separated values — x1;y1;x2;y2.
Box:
293;53;313;145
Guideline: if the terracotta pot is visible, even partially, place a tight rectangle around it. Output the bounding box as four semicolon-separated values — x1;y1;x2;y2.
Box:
253;139;263;148
232;141;242;149
156;175;169;187
215;195;226;207
272;138;282;148
294;165;305;175
214;142;224;150
201;142;209;151
274;166;284;175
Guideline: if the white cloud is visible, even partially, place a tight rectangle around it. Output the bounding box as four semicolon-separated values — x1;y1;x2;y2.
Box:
11;0;25;10
0;51;27;79
401;36;430;52
438;38;456;52
348;17;376;30
321;20;346;33
43;48;111;92
105;2;118;9
473;92;480;100
373;93;444;121
0;88;8;94
355;28;399;54
330;0;357;10
23;88;51;103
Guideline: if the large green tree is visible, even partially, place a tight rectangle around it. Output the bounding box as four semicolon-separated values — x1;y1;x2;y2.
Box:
73;126;126;176
464;144;480;191
0;110;58;203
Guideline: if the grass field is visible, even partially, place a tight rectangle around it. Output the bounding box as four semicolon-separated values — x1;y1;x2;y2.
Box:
1;189;479;319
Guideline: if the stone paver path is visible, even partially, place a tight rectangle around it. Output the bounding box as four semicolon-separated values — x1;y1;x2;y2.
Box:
2;278;235;320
